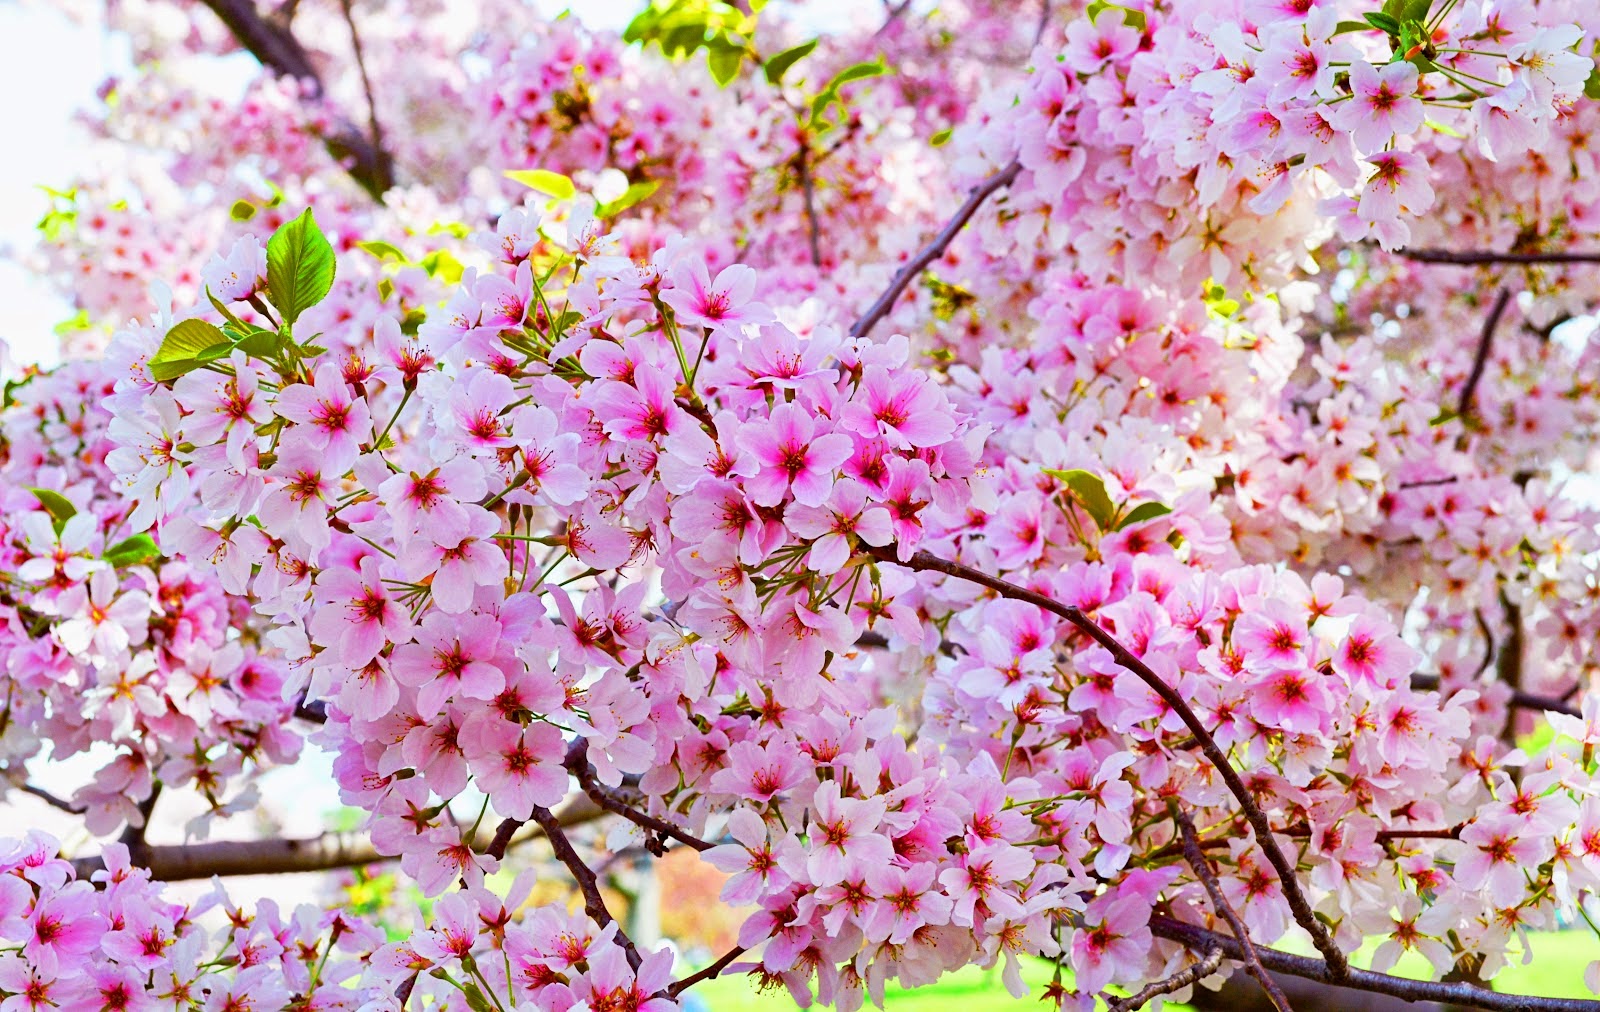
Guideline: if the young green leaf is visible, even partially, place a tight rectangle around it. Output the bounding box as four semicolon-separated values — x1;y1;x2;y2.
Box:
265;207;337;327
707;40;745;86
28;487;77;533
764;38;818;85
1116;501;1173;530
103;532;161;568
504;169;577;200
1044;468;1117;531
149;319;228;381
595;179;663;218
356;240;407;262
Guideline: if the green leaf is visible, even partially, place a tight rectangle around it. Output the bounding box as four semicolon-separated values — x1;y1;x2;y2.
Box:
103;532;160;568
1044;468;1117;531
28;488;76;533
266;207;337;327
149;319;228;381
357;240;407;262
707;41;745;85
196;341;236;364
1363;11;1400;34
1585;67;1600;101
230;200;257;221
1086;0;1144;29
227;323;284;359
1381;0;1431;23
1332;19;1374;35
930;127;953;147
1116;501;1173;530
764;38;818;85
504;169;576;200
419;250;464;285
595;179;663;218
1429;407;1458;426
827;60;887;89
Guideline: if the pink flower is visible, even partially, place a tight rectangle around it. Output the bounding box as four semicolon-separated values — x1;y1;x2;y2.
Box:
392;612;505;719
1333;613;1418;688
1454;815;1554;907
275;362;372;460
309;556;413;667
659;260;771;331
704;808;796;905
589;369;700;444
509;405;590;506
8;882;104;978
258;431;355;560
840;366;957;449
1233;599;1308;672
1358;151;1435;226
201;236;267;302
463;716;569;820
378;458;487;545
399;506;504;613
709;740;807;803
1335;60;1423;154
572;944;678;1012
784;478;894;574
862;863;952;944
53;568;149;661
806;782;894;885
1070;895;1151;995
736;403;854;507
940;841;1031;927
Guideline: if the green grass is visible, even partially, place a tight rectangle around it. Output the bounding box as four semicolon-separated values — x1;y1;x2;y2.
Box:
686;930;1597;1009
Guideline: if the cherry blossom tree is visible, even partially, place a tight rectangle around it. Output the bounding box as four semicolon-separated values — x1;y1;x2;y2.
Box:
6;0;1600;1010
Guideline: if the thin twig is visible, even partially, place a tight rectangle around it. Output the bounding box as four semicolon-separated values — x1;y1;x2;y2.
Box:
196;0;395;200
1409;673;1578;717
1107;946;1223;1012
566;744;714;853
530;803;643;970
337;0;386;171
1150;915;1600;1012
795;145;823;268
1458;287;1510;421
1400;248;1600;265
18;783;85;814
872;546;1350;978
850;159;1022;337
667;944;749;997
1174;809;1294;1012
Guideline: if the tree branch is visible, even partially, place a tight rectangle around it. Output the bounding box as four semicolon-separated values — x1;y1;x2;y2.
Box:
668;945;749;997
1400;249;1600;265
1150;915;1600;1012
1459;287;1510;422
1174;809;1293;1012
1107;946;1223;1012
69;791;604;881
337;0;386;170
529;802;643;970
795;144;823;268
1409;673;1579;718
18;783;85;814
566;743;714;853
195;0;395;201
850;159;1022;337
872;546;1349;978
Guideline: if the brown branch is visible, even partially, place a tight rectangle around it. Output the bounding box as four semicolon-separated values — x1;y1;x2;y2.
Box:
529;803;643;970
18;783;85;814
69;791;604;881
1400;248;1600;265
1174;809;1293;1012
1150;915;1600;1012
1107;946;1223;1012
668;944;749;998
485;817;522;861
1459;287;1510;421
195;0;395;201
1409;673;1579;718
872;546;1350;978
850;159;1022;337
565;743;714;853
795;145;823;268
337;0;386;170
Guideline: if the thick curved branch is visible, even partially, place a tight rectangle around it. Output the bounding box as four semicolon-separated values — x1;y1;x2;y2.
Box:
1150;915;1600;1012
850;159;1022;337
196;0;395;200
873;546;1350;978
566;744;714;854
18;783;86;814
531;802;642;970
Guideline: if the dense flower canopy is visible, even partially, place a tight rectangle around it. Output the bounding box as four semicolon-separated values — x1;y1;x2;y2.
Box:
5;0;1600;1010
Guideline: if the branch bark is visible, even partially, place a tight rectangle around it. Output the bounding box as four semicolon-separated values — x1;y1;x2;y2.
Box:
668;944;749;998
530;802;643;970
1399;249;1600;266
1459;287;1510;422
1108;946;1224;1012
872;546;1350;978
850;159;1022;337
566;743;714;854
196;0;395;201
68;791;604;881
1174;809;1293;1012
1150;916;1600;1012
